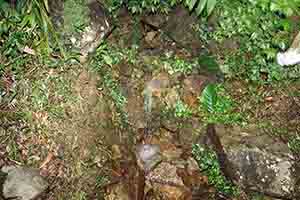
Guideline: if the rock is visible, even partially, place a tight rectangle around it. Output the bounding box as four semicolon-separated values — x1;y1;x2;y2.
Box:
1;166;48;200
203;125;300;199
142;13;167;28
145;31;159;47
79;1;112;62
161;5;203;56
136;144;162;173
146;162;190;200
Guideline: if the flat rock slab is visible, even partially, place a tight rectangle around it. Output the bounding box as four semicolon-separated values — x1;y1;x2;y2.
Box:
1;166;48;200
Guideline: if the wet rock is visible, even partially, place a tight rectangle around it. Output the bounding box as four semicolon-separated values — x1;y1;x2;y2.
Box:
144;31;160;48
79;1;112;62
1;166;48;200
136;144;162;173
146;162;190;200
161;5;203;56
203;125;300;199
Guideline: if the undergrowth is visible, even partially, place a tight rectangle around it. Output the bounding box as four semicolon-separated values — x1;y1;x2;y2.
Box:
197;0;300;83
199;84;244;125
91;44;130;128
192;144;238;196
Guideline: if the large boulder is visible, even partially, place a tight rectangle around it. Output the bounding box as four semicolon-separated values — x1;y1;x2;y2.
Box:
204;125;300;199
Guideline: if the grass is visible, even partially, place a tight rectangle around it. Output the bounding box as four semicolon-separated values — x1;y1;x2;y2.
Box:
1;1;300;199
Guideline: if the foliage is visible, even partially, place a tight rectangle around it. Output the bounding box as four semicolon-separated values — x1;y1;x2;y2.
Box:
162;55;196;75
92;44;129;127
192;144;238;196
253;0;300;17
199;84;244;124
163;99;193;119
64;0;89;34
174;100;193;118
204;0;297;82
185;0;217;16
105;0;217;17
0;0;62;57
288;135;300;154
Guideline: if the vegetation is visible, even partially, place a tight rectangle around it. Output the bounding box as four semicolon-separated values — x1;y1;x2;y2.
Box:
1;0;300;199
192;144;238;196
288;135;300;154
199;84;244;124
205;0;299;82
105;0;217;16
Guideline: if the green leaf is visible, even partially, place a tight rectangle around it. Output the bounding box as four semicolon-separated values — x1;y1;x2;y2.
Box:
200;84;217;113
103;54;113;66
188;0;198;11
207;0;216;16
195;0;207;16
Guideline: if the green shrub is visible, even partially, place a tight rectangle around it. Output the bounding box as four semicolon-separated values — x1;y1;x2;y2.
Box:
202;0;298;82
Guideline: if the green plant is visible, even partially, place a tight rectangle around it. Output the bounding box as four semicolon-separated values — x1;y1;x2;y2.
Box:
288;135;300;154
192;144;238;196
199;84;244;124
174;100;193;118
105;0;217;17
64;0;89;34
92;44;129;128
162;55;197;75
185;0;217;16
206;0;295;82
0;0;63;57
95;175;109;188
254;0;300;17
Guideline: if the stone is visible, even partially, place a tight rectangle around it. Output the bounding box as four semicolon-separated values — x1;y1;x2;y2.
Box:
204;125;300;199
1;166;48;200
146;162;189;200
161;5;202;56
79;1;112;62
136;144;162;173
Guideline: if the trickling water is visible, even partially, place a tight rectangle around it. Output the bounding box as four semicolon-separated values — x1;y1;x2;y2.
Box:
143;86;153;135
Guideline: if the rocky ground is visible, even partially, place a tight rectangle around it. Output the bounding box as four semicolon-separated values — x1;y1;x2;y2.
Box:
1;0;300;200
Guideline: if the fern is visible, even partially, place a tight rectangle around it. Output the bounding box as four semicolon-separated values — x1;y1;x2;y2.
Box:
199;84;244;124
200;83;218;113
